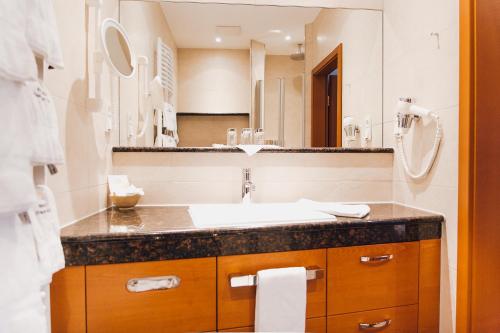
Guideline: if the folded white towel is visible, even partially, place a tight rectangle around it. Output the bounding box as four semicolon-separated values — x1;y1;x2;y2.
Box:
297;199;371;218
0;79;37;215
237;144;264;156
255;267;307;333
28;185;65;286
29;81;65;165
26;0;64;69
0;0;38;82
0;214;48;333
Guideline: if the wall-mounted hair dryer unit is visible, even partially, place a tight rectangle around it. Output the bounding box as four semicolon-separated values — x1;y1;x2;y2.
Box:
343;116;359;143
394;97;443;180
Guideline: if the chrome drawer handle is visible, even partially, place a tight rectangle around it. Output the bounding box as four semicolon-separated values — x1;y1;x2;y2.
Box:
127;275;181;293
359;319;392;330
229;267;324;288
360;254;394;263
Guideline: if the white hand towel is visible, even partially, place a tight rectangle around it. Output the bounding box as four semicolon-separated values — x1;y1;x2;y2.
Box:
0;214;48;333
0;0;38;82
237;145;264;156
26;0;64;69
28;185;65;286
0;79;37;215
255;267;307;333
29;81;65;165
297;199;371;218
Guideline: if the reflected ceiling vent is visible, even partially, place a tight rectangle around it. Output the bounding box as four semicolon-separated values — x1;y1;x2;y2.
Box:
215;26;242;37
290;43;305;61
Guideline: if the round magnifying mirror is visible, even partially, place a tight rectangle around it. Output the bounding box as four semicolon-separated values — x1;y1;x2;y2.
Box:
100;18;136;78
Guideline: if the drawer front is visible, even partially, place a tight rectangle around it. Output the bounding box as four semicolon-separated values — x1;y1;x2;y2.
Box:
218;249;327;330
327;304;418;333
328;242;419;315
87;258;216;333
220;317;326;333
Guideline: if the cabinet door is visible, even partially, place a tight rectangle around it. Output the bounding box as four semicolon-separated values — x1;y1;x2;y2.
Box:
50;267;86;333
86;258;216;333
327;304;418;333
218;249;327;330
328;242;419;315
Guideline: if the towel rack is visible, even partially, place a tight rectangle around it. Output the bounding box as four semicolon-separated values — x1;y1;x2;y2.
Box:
229;267;324;288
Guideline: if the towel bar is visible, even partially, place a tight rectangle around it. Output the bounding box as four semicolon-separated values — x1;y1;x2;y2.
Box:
229;267;324;288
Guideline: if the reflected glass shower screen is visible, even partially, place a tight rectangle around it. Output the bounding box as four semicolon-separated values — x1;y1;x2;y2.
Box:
263;75;305;147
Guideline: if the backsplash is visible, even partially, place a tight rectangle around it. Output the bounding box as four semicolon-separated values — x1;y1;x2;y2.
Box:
112;152;393;205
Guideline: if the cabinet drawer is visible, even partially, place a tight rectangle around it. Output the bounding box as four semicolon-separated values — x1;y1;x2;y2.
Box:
327;304;418;333
219;317;326;332
86;258;216;333
218;249;327;330
328;242;419;315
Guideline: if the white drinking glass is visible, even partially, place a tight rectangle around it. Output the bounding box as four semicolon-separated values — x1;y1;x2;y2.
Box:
240;128;253;145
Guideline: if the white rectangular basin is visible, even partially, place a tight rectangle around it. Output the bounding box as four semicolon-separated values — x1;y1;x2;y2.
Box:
188;203;335;228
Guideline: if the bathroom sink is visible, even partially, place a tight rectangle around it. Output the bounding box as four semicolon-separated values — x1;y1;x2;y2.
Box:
188;203;335;228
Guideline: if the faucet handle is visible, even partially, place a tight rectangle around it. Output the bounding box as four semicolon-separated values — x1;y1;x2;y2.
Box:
242;168;251;181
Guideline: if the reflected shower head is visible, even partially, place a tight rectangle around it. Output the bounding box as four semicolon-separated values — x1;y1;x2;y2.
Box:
290;44;305;61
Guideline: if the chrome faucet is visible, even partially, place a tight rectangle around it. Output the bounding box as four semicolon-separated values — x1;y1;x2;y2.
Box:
241;168;255;204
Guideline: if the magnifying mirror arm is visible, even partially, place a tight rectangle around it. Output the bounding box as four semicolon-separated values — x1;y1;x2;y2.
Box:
86;0;104;112
128;56;150;140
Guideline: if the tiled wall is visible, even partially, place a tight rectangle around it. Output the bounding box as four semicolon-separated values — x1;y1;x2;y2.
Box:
120;0;178;147
112;152;393;205
383;0;459;331
305;8;383;147
45;0;119;225
178;49;251;115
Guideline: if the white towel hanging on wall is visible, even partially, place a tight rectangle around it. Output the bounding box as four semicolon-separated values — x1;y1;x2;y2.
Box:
0;214;48;333
0;79;37;215
28;81;65;166
26;0;64;69
0;0;38;81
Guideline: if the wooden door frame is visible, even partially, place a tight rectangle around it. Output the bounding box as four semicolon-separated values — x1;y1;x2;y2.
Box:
458;0;500;331
311;43;343;147
457;0;475;330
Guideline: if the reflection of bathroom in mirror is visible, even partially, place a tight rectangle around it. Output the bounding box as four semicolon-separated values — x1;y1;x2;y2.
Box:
118;1;382;148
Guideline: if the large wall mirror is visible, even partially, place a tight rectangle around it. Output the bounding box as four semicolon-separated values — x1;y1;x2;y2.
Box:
118;1;383;149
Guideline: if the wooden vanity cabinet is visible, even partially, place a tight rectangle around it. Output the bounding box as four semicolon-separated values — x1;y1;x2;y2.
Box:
86;258;216;333
217;249;327;330
219;317;326;332
328;242;420;315
50;240;440;333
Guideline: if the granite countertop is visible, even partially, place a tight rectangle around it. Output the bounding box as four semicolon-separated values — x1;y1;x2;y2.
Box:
61;203;443;266
112;146;394;154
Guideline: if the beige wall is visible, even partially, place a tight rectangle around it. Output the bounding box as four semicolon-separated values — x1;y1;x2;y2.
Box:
45;0;120;226
178;48;250;115
177;115;249;147
264;55;304;147
119;1;178;147
305;8;383;147
383;0;459;331
113;152;393;204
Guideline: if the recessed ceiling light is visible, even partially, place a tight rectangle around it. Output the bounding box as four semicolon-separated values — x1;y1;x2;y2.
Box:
215;37;222;43
269;29;282;34
285;35;292;41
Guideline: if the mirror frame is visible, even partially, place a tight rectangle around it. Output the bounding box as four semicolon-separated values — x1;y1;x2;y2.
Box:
100;18;137;79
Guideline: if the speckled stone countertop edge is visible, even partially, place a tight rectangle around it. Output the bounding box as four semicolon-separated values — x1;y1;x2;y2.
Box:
112;146;394;154
60;215;444;244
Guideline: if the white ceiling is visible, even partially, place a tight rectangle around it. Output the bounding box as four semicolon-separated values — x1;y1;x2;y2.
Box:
160;2;321;55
